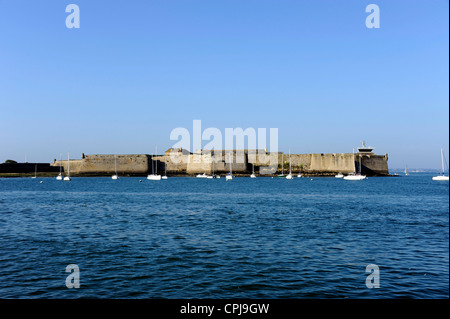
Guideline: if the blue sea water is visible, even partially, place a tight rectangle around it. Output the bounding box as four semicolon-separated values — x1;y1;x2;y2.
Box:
0;174;448;298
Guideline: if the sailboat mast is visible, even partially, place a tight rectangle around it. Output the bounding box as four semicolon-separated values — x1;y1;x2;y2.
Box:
289;150;292;174
151;154;154;174
155;147;158;174
441;147;445;174
114;155;117;175
68;152;70;176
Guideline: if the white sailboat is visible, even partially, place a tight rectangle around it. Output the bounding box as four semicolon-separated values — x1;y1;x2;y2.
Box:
147;148;161;180
162;159;168;179
286;150;293;179
208;154;220;179
226;153;233;181
432;148;449;181
278;153;285;178
335;172;344;178
64;152;71;181
32;164;37;179
250;163;256;178
404;165;409;176
344;153;366;180
56;153;63;180
112;155;119;180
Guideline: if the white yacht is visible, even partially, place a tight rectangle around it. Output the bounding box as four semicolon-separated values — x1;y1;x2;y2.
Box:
278;153;285;178
335;172;344;178
162;159;168;179
56;154;63;180
343;173;366;181
226;153;233;181
147;149;161;180
250;163;256;178
432;148;449;181
286;150;293;179
32;164;37;179
344;153;366;180
112;155;118;180
64;152;71;181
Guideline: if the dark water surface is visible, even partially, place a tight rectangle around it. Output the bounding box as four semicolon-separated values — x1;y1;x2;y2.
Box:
0;174;448;298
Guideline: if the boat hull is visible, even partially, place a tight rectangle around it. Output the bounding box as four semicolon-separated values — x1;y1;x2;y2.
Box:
432;175;449;181
343;175;366;180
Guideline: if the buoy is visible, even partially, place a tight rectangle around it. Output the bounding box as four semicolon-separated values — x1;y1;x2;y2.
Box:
40;181;43;184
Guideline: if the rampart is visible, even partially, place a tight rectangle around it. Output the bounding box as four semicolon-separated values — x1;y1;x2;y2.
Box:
48;150;389;176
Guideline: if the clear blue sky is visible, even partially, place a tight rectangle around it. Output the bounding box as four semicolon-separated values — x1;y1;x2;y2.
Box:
0;0;448;169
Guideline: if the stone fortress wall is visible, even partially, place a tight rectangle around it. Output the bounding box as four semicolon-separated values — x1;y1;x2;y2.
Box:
51;147;389;176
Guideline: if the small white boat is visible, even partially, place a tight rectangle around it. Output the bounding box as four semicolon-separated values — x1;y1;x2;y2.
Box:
31;164;37;179
196;173;208;178
250;164;256;178
433;175;449;181
343;174;366;181
56;153;63;180
226;153;233;180
432;148;449;181
112;155;119;180
404;165;409;176
278;153;285;178
147;149;161;180
344;153;365;180
335;172;344;178
208;155;219;179
162;159;168;179
297;173;302;178
64;152;71;181
286;150;293;179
